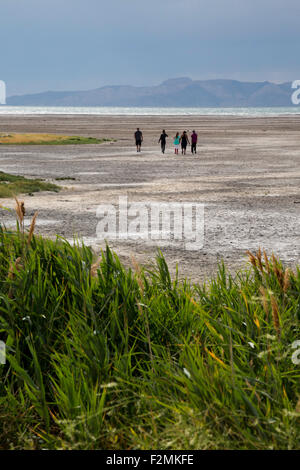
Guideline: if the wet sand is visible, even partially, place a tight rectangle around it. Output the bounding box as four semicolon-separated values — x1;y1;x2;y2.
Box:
0;114;300;281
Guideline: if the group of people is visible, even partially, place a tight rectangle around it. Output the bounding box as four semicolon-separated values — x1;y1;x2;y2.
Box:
134;128;198;155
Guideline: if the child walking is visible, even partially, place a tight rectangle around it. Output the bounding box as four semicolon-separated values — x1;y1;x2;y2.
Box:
174;132;180;155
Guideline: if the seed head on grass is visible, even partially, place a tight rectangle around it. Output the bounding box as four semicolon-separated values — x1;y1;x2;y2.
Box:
15;197;25;226
90;258;101;278
8;257;23;298
246;250;257;268
283;268;291;293
270;295;281;339
8;257;22;281
272;253;284;288
27;211;38;246
256;247;263;272
263;250;270;274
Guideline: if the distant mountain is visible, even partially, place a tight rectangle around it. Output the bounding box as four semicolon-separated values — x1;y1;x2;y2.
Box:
7;78;294;107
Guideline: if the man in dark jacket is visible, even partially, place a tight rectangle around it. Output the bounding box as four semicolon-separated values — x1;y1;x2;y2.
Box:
135;128;143;152
158;130;168;154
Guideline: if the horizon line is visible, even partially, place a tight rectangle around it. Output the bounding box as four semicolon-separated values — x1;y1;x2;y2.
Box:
6;77;293;99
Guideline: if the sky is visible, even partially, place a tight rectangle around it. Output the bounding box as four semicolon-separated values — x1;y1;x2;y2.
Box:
1;0;300;96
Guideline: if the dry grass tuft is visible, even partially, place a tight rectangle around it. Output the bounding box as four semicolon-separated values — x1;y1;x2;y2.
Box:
0;133;107;145
27;211;38;246
90;258;101;278
246;250;257;269
270;295;281;339
15;197;25;227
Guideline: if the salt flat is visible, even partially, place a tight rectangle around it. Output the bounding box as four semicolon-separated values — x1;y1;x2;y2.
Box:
0;114;300;281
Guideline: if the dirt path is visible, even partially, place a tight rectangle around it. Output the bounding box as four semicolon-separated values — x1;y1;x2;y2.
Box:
0;114;300;281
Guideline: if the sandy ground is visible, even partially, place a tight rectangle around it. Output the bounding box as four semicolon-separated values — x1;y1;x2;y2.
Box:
0;114;300;282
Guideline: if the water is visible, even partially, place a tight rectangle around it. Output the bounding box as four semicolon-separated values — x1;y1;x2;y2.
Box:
0;106;300;116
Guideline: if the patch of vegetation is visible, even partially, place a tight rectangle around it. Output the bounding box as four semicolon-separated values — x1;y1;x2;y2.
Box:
54;177;76;181
0;215;299;450
0;171;60;197
0;133;111;145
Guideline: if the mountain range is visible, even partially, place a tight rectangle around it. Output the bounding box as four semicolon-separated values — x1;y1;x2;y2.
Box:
6;78;294;107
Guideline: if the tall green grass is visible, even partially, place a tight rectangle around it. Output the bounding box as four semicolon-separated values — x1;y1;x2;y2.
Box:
0;213;299;449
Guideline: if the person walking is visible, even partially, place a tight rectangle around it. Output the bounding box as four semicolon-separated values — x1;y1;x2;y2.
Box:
191;130;198;154
173;132;180;155
135;128;143;152
180;131;189;155
158;129;168;154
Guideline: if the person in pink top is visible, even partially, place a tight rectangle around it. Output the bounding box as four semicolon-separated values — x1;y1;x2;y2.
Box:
191;130;198;154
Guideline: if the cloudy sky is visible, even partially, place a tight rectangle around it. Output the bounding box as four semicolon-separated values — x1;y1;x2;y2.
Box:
1;0;300;95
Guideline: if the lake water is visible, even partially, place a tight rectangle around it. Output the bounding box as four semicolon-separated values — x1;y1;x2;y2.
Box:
0;106;300;116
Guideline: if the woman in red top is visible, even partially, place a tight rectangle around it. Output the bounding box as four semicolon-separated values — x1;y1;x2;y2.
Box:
191;130;198;154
